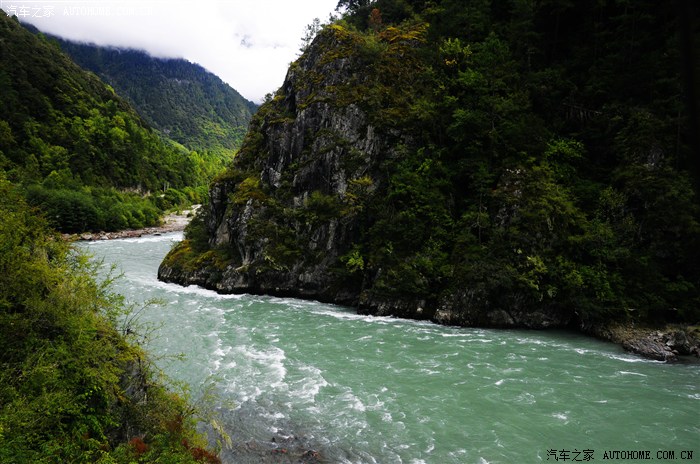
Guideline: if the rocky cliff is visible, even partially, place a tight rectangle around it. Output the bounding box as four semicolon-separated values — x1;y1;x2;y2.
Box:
158;23;571;328
159;1;700;355
159;24;410;308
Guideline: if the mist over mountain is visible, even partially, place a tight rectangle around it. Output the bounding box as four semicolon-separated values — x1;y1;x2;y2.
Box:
1;15;239;232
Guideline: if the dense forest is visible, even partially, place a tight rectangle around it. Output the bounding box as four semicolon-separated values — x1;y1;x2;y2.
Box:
53;39;257;152
331;0;700;326
0;12;233;232
164;0;700;330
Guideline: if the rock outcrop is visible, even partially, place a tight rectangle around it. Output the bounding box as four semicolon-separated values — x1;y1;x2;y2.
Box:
590;324;700;362
159;23;578;330
159;25;419;308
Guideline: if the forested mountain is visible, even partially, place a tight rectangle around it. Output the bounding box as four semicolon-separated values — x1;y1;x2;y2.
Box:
0;12;223;232
160;0;700;332
54;39;257;151
0;13;191;189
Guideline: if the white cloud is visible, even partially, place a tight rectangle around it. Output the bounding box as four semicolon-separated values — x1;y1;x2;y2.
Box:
10;0;339;102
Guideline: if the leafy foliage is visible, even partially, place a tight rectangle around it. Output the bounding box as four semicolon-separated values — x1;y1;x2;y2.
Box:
0;180;216;462
323;0;700;325
24;183;163;233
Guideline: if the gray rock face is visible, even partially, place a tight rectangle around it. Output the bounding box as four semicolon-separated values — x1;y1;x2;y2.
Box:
159;28;398;307
587;324;700;362
622;334;678;362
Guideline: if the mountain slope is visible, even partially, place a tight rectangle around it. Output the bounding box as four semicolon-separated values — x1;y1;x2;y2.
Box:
0;12;214;232
55;39;257;151
159;0;700;333
0;13;200;189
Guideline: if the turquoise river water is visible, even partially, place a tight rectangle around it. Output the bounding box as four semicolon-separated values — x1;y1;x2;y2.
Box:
80;233;699;464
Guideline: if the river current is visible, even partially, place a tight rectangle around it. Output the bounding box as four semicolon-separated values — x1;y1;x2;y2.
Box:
80;233;699;464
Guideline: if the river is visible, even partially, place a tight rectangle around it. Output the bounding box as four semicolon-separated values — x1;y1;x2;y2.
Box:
80;232;699;464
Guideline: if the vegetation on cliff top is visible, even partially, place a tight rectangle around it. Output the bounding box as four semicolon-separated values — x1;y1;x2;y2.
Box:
0;180;220;462
176;0;700;328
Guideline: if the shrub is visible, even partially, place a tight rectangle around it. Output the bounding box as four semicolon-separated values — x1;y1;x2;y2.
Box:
0;180;216;463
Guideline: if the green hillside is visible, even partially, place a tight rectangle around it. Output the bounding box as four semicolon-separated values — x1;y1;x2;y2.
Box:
55;40;257;152
0;180;221;462
0;11;229;461
0;12;220;232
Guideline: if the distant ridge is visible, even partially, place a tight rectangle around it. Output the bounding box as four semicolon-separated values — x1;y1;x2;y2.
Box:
55;38;257;151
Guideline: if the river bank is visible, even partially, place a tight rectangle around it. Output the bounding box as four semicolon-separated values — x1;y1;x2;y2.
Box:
589;322;700;362
71;206;699;363
64;206;198;241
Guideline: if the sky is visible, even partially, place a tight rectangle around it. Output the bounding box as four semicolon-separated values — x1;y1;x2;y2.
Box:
6;0;340;103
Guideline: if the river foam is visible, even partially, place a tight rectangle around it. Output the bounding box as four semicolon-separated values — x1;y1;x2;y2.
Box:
79;234;700;464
